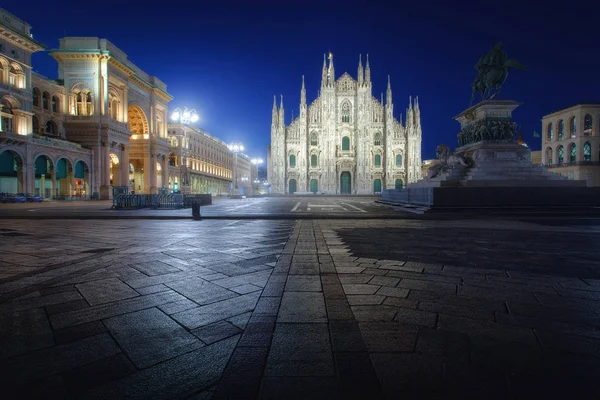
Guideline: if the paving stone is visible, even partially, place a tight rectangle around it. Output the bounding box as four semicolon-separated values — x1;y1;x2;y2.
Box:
397;279;457;294
61;353;136;396
351;305;398;321
419;301;495;320
336;267;365;274
104;308;202;369
289;264;319;275
130;260;182;276
376;286;410;298
535;329;600;357
370;353;444;396
230;283;262;294
338;274;373;284
329;321;367;352
192;320;242;345
226;312;252;329
0;307;54;359
50;290;186;329
81;335;239;400
325;299;355;320
254;296;281;315
438;313;538;346
166;277;238;306
45;299;90;316
442;363;508;399
394;307;438;327
368;275;400;287
416;327;471;364
1;333;121;385
278;292;326;323
259;377;341;399
75;278;139;306
53;321;107;345
359;321;418;352
285;275;322;292
495;312;600;339
171;292;260;330
346;295;385;305
342;283;380;295
265;323;334;377
335;352;384;399
0;290;83;315
236;315;277;348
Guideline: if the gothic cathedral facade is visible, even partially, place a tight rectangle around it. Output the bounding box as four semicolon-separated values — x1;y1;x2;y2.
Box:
267;53;422;195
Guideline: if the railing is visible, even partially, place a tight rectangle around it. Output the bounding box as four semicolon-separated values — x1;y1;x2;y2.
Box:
151;194;184;209
113;194;152;209
545;161;600;168
183;194;212;207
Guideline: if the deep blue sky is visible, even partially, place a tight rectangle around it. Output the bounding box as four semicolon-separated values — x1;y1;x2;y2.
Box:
9;0;597;160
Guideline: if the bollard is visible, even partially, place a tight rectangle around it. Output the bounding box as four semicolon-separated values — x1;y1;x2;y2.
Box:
192;201;201;220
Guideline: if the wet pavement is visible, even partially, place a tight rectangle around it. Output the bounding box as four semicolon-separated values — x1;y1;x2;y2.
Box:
1;209;600;398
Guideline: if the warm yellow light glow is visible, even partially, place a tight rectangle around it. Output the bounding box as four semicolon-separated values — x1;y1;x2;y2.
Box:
109;153;119;165
171;111;180;121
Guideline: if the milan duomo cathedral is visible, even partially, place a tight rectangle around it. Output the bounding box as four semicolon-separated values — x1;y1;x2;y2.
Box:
267;53;422;195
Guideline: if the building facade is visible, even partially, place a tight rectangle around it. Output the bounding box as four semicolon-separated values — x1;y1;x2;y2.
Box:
268;53;422;195
541;104;600;186
0;9;96;197
0;8;174;199
167;123;232;195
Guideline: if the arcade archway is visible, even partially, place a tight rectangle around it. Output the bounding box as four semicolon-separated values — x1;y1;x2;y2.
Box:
0;149;23;193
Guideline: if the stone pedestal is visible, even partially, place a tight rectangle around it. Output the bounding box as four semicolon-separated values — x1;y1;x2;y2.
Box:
382;100;600;209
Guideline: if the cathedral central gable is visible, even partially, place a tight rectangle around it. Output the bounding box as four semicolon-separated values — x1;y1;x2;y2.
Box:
336;73;356;92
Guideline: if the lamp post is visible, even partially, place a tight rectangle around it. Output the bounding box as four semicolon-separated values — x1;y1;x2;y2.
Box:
228;142;244;193
250;157;263;196
171;107;199;194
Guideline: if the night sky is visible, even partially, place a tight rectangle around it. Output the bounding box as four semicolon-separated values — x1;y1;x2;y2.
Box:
7;0;597;161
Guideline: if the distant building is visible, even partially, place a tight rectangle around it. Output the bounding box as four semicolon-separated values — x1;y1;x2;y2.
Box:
167;124;232;195
421;159;438;179
541;104;600;186
530;151;541;166
268;53;422;194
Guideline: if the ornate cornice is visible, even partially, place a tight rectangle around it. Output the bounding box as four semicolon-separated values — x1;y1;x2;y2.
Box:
0;25;45;52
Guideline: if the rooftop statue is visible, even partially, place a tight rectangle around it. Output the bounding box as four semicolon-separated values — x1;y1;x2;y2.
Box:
470;43;527;105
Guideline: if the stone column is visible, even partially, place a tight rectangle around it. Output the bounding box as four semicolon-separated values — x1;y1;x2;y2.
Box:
121;144;130;189
25;164;35;194
162;156;168;191
16;166;25;193
99;141;111;199
50;170;57;198
40;174;46;198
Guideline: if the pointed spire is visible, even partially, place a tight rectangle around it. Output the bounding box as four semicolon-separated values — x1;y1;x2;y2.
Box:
300;75;306;106
358;54;364;84
327;51;335;87
280;94;284;110
321;53;327;87
386;75;392;106
272;95;277;111
365;54;371;84
409;96;413;110
272;95;278;126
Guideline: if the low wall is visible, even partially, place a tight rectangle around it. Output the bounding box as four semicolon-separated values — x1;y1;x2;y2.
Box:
382;187;600;208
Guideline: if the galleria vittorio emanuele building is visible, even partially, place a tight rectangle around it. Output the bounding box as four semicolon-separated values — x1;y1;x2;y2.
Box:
267;53;422;194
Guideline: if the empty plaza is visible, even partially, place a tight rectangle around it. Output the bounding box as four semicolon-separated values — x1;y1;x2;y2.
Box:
1;199;600;399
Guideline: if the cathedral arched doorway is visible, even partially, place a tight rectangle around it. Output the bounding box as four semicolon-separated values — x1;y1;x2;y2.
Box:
340;172;351;194
373;179;382;193
310;179;318;193
395;179;403;190
288;179;297;194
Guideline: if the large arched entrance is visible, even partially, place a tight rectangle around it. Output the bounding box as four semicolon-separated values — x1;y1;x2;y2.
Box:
109;153;121;186
340;172;351;194
395;179;403;190
55;158;72;197
310;179;318;193
288;179;297;194
0;149;23;193
74;160;90;197
34;154;53;198
373;179;382;194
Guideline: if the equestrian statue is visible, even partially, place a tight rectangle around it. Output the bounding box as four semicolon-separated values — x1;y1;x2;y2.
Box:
470;43;527;105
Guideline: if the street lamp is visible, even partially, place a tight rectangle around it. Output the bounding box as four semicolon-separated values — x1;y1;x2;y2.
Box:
171;107;199;192
228;142;244;191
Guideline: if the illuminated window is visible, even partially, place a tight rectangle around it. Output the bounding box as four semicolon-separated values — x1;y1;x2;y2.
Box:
558;120;564;140
547;123;553;140
557;145;564;163
310;132;318;146
546;147;553;165
33;88;41;107
311;154;317;167
289;154;296;167
584;114;592;135
45;120;58;135
570;117;576;138
395;154;402;166
342;136;350;151
52;95;59;113
42;92;50;110
374;154;381;167
583;142;591;162
569;143;576;163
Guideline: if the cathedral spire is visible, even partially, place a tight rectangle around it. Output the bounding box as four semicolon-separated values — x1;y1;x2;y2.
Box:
321;53;327;87
300;75;306;106
278;95;284;127
272;95;278;125
327;51;335;87
358;54;364;85
386;75;392;106
365;54;371;84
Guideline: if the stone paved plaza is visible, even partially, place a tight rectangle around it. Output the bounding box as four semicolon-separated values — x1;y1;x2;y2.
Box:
1;214;600;399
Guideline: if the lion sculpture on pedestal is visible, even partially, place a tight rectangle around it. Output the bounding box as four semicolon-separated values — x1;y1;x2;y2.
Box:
426;144;472;179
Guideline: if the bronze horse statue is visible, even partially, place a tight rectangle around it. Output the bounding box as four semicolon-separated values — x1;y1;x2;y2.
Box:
470;44;527;105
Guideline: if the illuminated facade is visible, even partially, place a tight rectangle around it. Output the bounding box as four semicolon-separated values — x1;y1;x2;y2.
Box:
167;124;232;195
268;53;422;194
541;104;600;187
0;8;174;199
